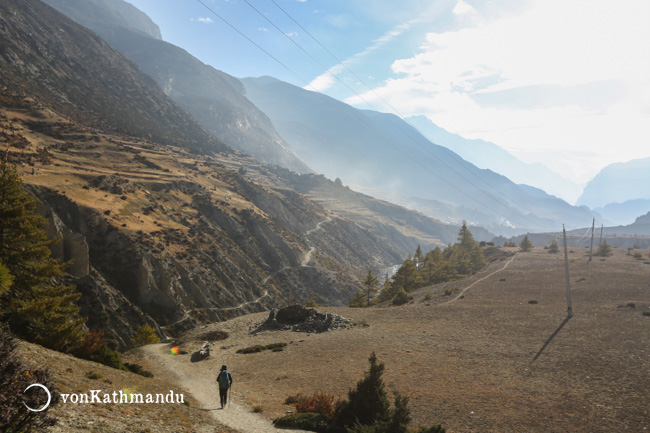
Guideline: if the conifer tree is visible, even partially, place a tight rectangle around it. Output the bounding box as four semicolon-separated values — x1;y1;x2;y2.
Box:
391;258;422;292
335;352;390;429
548;239;559;254
363;270;379;306
413;245;423;268
519;235;533;252
131;323;161;346
595;240;613;257
349;290;367;307
0;160;84;351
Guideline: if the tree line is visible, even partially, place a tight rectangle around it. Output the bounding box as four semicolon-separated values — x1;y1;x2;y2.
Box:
350;223;487;307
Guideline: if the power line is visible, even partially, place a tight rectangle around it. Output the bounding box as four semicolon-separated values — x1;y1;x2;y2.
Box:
259;0;543;227
194;0;545;229
267;0;537;219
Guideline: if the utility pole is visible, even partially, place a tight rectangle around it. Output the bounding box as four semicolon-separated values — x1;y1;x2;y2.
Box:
588;218;595;262
599;224;604;246
563;225;573;318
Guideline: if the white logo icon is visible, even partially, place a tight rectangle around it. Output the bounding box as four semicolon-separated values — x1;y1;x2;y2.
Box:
23;384;52;412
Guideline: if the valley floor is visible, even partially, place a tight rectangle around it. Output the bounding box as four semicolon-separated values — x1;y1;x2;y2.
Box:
135;246;650;433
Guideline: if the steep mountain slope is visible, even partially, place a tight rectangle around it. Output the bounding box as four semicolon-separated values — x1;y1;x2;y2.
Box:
406;115;582;203
242;76;596;234
42;0;311;174
0;0;464;348
0;0;225;154
577;157;650;215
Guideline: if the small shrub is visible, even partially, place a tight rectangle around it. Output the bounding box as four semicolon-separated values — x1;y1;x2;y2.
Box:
237;345;265;354
266;342;287;351
273;412;330;433
424;292;433;300
285;394;304;405
295;392;337;420
86;371;102;380
306;298;318;308
643;312;650;317
443;287;458;296
392;288;411;305
528;300;538;304
627;303;636;308
237;342;287;354
124;362;154;378
253;405;263;413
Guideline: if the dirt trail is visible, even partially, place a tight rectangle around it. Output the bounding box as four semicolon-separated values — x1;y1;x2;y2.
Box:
440;254;516;305
161;291;270;331
143;344;310;433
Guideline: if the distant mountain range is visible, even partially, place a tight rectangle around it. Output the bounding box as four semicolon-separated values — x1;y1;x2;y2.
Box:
577;157;650;224
405;115;583;203
242;76;596;235
35;0;650;233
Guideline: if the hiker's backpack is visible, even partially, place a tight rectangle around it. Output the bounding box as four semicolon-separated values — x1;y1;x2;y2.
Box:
218;370;231;388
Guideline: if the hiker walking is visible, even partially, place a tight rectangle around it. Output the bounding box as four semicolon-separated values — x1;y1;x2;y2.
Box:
217;365;233;408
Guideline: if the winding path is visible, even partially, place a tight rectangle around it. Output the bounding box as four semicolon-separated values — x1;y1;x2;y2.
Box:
440;254;516;306
263;216;332;282
162;217;332;330
143;344;310;433
161;291;270;330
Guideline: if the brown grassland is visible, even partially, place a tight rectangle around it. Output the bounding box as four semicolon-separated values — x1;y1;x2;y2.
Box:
153;246;650;433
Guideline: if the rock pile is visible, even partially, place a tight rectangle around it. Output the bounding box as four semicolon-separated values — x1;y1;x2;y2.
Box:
254;304;352;334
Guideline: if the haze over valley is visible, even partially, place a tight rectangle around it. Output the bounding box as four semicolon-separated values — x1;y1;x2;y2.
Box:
1;1;649;432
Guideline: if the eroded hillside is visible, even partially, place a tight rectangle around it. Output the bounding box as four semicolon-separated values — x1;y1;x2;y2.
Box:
0;92;454;348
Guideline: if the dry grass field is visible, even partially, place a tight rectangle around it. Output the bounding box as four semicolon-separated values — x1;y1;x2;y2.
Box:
159;246;650;433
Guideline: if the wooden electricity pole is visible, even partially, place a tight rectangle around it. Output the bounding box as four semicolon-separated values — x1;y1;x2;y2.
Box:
563;225;573;318
588;218;595;262
599;224;604;246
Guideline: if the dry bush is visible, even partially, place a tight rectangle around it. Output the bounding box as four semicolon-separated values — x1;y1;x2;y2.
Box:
295;391;338;420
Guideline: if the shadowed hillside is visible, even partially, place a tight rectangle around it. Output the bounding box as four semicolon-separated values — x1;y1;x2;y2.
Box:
0;0;226;154
43;0;312;174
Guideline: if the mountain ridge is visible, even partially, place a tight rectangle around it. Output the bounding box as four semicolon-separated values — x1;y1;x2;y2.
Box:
242;76;597;235
42;0;312;174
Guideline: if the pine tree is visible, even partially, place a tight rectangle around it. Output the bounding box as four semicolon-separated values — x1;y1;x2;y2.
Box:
391;259;422;292
519;235;533;252
363;270;379;306
0;160;84;351
131;323;161;346
349;290;368;307
595;240;613;257
378;274;397;303
548;239;559;254
334;352;390;429
414;245;423;268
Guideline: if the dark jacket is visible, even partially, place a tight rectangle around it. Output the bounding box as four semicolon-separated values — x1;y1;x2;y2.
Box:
218;370;233;389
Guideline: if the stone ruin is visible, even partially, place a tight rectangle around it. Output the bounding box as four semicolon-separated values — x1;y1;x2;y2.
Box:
253;304;352;334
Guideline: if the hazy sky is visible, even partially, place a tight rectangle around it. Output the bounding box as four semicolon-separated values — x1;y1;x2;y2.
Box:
127;0;649;185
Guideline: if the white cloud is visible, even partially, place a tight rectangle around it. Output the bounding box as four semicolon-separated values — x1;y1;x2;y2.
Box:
191;17;214;24
452;0;476;16
305;18;419;92
345;0;650;184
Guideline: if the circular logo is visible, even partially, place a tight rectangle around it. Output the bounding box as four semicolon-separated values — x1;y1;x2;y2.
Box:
23;383;52;412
